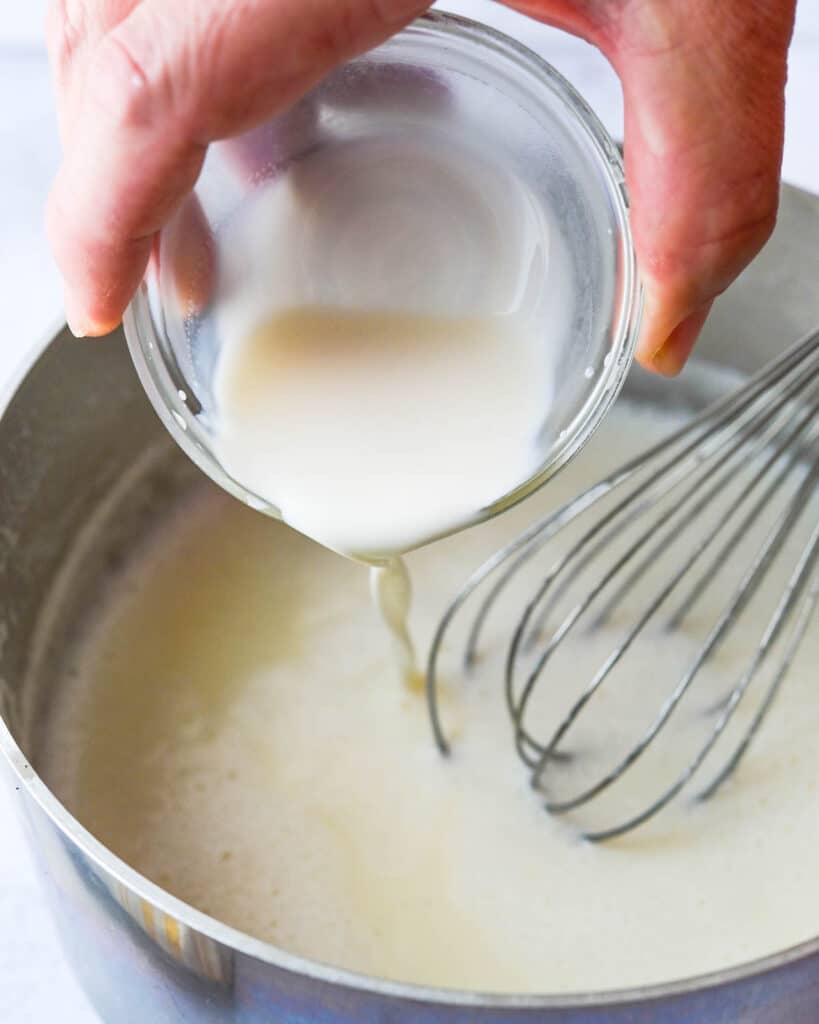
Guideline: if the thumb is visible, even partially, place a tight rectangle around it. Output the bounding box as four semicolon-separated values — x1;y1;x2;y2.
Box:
46;0;428;337
609;0;795;374
504;0;794;375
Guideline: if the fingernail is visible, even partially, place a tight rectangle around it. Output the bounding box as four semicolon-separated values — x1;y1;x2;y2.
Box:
649;303;713;377
64;295;89;339
66;317;88;339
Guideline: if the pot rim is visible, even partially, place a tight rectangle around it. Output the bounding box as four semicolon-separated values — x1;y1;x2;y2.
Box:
2;317;819;1011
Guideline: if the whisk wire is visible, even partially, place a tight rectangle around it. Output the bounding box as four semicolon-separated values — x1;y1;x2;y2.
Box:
540;453;819;841
460;329;819;690
511;383;819;766
425;326;819;840
696;505;819;801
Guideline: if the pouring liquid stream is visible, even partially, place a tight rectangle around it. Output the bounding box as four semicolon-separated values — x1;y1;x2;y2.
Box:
369;557;421;691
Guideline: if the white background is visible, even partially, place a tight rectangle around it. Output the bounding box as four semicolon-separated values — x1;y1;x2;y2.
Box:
0;2;818;1021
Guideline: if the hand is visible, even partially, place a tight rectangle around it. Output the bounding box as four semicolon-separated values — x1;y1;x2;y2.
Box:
508;0;796;373
46;0;796;375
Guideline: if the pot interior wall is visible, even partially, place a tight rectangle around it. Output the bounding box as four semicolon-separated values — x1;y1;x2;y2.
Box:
0;333;153;745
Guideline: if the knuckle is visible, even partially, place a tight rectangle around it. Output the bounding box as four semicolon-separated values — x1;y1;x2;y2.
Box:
717;171;780;258
696;181;778;301
301;0;411;67
85;29;157;132
737;205;777;259
369;0;429;27
87;11;200;139
638;171;780;310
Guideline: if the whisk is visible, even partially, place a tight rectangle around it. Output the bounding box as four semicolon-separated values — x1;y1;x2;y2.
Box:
426;326;819;842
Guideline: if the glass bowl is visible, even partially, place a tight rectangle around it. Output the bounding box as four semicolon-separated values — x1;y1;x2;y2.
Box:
124;10;642;555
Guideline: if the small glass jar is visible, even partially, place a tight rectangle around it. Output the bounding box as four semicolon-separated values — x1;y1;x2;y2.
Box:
124;10;642;548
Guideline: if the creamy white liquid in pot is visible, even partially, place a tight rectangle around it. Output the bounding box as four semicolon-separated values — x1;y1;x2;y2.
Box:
41;402;819;995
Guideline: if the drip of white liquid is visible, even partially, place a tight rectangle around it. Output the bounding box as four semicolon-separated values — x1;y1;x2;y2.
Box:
369;558;419;690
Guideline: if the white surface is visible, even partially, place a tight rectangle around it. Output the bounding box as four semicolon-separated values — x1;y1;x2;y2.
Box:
0;2;817;1021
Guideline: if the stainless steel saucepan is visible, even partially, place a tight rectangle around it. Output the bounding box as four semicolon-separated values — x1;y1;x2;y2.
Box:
2;184;819;1022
